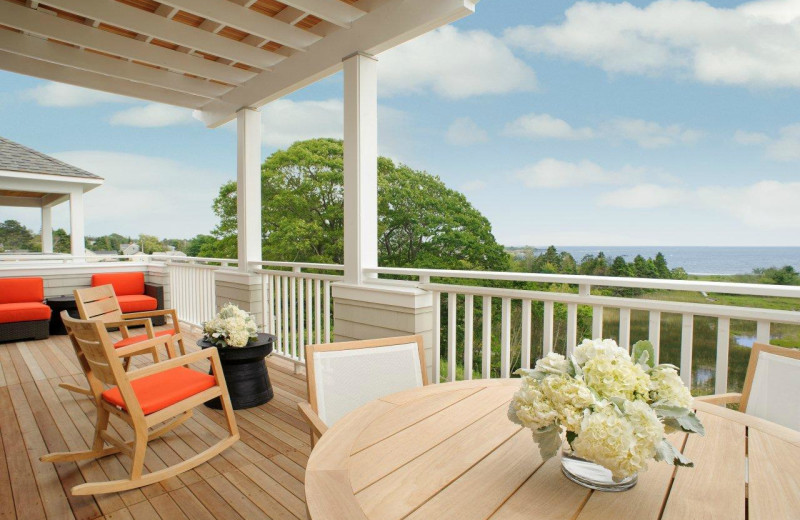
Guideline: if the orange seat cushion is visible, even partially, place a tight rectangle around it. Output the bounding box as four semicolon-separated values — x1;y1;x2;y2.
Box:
0;302;52;324
117;294;158;313
92;272;145;296
102;367;216;415
114;329;174;349
0;277;45;304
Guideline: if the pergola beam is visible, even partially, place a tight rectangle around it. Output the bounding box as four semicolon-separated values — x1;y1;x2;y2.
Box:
0;30;231;99
0;50;209;109
156;0;321;50
0;1;255;84
279;0;367;28
198;0;477;127
42;0;284;69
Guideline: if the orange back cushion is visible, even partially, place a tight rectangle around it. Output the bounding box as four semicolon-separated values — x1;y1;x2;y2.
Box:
91;272;145;296
0;277;45;304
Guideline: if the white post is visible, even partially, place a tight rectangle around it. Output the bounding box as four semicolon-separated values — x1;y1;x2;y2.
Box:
69;189;85;259
41;205;53;254
236;107;262;272
343;51;378;285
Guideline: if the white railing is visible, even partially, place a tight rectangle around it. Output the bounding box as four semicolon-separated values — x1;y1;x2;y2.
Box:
251;261;344;363
365;267;800;394
166;257;236;327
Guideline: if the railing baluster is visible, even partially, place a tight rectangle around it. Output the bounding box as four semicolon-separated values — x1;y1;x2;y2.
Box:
756;320;770;344
447;293;457;382
306;277;313;348
543;301;554;355
314;279;322;344
566;302;578;356
501;298;511;378
275;276;283;353
464;294;474;380
298;278;305;360
521;299;531;370
648;311;661;363
282;275;289;355
324;280;331;343
591;306;603;339
433;291;441;384
290;277;297;359
619;308;631;351
715;317;730;395
482;296;491;379
680;313;694;388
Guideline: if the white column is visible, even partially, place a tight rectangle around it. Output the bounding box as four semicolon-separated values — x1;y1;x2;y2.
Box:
41;205;53;253
236;107;262;272
343;52;378;285
69;189;85;258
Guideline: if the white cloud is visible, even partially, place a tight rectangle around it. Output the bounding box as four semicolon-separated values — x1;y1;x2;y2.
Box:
602;118;702;149
260;99;344;147
21;82;134;107
446;117;489;146
109;103;196;128
515;158;644;188
600;180;800;229
505;0;800;89
379;25;536;99
766;124;800;161
734;130;771;145
50;151;230;237
461;180;487;192
504;113;594;140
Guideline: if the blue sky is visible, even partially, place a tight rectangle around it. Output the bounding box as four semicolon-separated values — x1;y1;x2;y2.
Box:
1;0;799;246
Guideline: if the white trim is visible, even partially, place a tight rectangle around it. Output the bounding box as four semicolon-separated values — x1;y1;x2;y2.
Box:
0;169;103;187
278;0;366;28
41;206;53;254
236;108;263;272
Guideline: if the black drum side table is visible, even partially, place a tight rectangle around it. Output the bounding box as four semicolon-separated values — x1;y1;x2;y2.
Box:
46;295;80;335
197;333;275;410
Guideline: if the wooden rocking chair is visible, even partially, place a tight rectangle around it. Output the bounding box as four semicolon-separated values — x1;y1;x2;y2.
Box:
41;312;239;495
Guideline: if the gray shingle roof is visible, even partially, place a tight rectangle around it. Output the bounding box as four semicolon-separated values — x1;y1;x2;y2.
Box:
0;136;102;180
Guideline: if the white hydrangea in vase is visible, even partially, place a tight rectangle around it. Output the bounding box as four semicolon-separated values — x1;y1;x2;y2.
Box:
202;303;258;348
508;338;702;491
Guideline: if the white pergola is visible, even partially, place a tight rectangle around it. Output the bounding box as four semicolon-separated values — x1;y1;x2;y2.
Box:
0;0;479;281
0;136;103;256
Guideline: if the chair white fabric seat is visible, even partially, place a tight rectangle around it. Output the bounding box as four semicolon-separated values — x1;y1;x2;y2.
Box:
745;350;800;431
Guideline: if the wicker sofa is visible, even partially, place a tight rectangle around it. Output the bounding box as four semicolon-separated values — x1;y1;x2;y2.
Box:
0;277;51;343
91;272;165;325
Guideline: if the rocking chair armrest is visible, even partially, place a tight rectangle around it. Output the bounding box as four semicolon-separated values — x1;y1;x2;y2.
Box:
694;392;742;407
114;334;176;359
126;349;215;381
103;318;156;339
298;401;328;439
122;309;180;330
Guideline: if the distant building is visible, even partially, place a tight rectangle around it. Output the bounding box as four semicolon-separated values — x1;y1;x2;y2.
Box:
120;243;141;255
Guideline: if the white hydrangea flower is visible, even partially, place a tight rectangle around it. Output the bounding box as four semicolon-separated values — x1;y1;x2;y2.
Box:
535;352;571;374
582;356;650;401
573;338;630;367
201;303;258;348
624;399;664;467
572;402;644;480
539;375;595;432
649;366;693;408
508;376;559;431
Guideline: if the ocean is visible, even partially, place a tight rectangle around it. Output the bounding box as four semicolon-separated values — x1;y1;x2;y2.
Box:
531;246;800;275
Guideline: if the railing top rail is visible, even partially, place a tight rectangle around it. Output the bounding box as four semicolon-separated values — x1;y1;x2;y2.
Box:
252;268;344;281
420;282;800;324
367;267;800;299
250;260;345;271
165;256;238;264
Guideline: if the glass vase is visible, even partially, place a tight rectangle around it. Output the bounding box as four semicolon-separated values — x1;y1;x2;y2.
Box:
560;449;637;492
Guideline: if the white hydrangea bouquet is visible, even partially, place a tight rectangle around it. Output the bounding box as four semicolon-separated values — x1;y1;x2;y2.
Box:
202;303;258;348
508;338;704;485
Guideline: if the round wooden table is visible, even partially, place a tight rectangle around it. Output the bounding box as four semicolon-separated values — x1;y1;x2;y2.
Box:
305;379;800;520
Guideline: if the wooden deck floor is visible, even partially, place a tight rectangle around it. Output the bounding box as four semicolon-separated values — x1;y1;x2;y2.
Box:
0;326;311;520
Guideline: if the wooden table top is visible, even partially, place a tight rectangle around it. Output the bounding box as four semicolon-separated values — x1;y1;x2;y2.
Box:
305;379;800;520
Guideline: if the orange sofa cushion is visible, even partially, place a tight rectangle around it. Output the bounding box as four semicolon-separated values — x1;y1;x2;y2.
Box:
117;294;158;313
0;302;51;323
0;277;45;304
114;329;174;349
92;272;145;296
101;367;216;415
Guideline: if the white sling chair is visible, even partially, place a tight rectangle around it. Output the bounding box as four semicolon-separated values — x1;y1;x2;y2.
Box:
698;342;800;431
298;335;427;447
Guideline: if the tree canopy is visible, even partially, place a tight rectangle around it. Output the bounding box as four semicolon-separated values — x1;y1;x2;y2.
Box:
203;139;508;271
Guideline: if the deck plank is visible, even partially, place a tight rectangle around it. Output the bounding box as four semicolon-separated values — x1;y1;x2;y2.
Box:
0;328;309;520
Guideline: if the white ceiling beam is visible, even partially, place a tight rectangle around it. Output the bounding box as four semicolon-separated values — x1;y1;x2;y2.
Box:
199;0;477;127
0;50;209;109
42;194;69;208
0;1;255;84
42;0;284;69
0;29;230;99
279;0;367;28
156;0;321;50
273;6;308;26
0;196;42;208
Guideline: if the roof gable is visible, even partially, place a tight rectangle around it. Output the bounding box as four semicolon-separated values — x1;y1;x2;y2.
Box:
0;136;103;180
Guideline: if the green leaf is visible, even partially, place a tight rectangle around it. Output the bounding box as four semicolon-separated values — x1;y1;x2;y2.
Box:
632;340;655;368
566;430;578;448
676;411;705;435
655;439;694;467
532;426;562;460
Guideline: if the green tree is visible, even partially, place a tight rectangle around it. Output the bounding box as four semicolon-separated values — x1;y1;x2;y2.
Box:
206;139;508;271
52;229;71;253
0;219;35;251
654;252;670;278
138;234;166;254
187;234;217;257
610;256;632;277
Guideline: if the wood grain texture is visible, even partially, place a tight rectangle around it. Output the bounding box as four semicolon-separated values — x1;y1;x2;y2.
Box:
747;428;800;520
